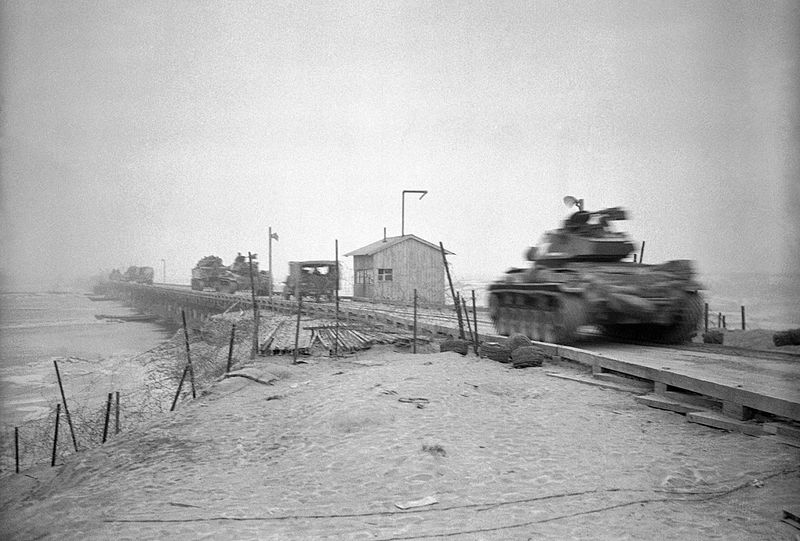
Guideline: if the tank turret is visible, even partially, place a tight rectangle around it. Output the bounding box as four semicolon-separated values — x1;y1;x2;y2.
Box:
534;199;635;264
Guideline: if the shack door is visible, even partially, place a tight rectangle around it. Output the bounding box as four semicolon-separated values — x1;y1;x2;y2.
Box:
354;269;373;298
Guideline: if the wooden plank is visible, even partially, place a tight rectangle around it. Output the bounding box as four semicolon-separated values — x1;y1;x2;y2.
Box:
585;351;800;422
545;372;648;394
593;373;652;391
660;390;720;410
722;401;755;421
762;423;800;441
634;394;708;415
686;411;766;437
782;508;800;531
547;342;800;421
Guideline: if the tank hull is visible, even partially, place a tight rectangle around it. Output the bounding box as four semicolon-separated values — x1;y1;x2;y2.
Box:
488;260;703;345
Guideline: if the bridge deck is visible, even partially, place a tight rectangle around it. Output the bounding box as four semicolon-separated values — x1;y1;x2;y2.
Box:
551;342;800;422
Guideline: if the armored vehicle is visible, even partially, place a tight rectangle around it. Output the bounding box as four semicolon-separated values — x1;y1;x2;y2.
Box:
191;255;225;291
282;261;339;301
121;266;154;284
191;254;271;295
218;253;271;295
487;197;703;345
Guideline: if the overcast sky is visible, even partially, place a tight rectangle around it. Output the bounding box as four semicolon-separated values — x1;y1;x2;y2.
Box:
1;1;798;290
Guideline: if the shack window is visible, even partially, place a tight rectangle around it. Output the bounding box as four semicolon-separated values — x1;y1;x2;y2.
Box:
377;268;393;282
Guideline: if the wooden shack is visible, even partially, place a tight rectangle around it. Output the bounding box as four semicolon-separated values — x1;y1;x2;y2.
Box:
344;235;453;305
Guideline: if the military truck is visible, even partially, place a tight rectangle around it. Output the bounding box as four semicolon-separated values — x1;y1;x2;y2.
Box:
487;197;703;345
282;261;339;301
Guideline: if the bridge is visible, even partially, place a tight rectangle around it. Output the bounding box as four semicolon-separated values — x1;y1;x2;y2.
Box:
96;281;471;338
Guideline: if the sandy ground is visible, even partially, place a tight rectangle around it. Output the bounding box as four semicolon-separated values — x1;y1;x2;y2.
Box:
1;345;799;540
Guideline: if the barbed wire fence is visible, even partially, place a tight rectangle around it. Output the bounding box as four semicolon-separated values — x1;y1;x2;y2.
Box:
0;312;262;477
0;277;493;477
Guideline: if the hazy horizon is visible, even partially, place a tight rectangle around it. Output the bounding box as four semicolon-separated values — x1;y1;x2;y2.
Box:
2;1;798;291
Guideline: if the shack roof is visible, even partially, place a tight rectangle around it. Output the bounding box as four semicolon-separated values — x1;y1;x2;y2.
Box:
344;234;454;257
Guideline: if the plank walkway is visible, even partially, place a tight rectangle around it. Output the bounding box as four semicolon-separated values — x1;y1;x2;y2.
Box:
545;341;800;423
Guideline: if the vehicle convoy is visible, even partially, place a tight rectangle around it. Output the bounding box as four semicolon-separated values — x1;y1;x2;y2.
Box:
117;266;154;284
487;197;703;345
282;260;339;301
191;253;271;295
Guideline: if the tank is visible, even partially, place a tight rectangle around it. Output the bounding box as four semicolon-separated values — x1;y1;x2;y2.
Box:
219;253;271;295
191;254;271;295
120;266;154;284
487;197;703;345
191;255;225;291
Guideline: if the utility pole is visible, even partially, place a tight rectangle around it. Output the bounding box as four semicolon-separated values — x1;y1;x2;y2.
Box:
268;227;278;300
248;252;259;359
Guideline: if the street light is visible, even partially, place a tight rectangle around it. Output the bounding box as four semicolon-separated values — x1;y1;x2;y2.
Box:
401;190;428;236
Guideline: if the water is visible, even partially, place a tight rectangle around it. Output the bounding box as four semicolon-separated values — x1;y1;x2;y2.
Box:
0;292;175;427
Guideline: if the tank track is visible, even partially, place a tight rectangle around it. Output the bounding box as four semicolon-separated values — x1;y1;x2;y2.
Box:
489;292;588;345
600;292;703;344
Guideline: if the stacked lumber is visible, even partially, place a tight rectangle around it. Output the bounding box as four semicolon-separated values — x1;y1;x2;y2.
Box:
260;318;405;355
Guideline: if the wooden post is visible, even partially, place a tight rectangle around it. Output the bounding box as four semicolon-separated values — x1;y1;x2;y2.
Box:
461;295;475;347
51;403;61;467
102;392;112;444
115;391;120;435
722;315;726;329
471;290;479;355
180;310;196;399
741;305;746;331
53;360;79;452
15;427;19;474
268;226;274;304
226;323;236;372
334;239;340;358
639;241;645;264
170;365;189;412
293;281;302;364
704;302;709;332
439;241;465;339
248;252;259;359
413;289;417;354
718;312;722;328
